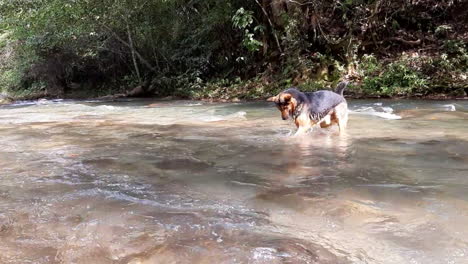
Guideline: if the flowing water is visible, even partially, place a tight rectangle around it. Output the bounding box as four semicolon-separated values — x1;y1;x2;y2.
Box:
0;98;467;264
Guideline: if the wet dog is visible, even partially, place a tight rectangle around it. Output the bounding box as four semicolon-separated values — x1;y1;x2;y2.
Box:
267;82;349;136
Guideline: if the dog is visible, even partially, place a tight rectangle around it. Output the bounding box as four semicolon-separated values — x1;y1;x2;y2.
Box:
267;81;349;136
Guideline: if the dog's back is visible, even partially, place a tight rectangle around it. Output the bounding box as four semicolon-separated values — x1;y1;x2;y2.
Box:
304;88;346;120
305;90;344;111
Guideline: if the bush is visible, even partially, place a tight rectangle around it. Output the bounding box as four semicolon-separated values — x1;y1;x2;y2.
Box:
360;55;428;96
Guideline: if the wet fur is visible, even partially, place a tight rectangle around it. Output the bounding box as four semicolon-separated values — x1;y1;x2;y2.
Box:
268;82;349;136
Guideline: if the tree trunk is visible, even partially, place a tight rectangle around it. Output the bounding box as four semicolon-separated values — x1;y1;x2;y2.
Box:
100;22;157;73
261;0;269;55
255;0;283;53
127;22;141;82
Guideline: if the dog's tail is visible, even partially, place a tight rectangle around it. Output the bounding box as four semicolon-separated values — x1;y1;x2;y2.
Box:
335;81;349;96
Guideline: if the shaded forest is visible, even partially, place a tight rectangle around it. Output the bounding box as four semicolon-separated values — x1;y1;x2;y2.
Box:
1;0;467;101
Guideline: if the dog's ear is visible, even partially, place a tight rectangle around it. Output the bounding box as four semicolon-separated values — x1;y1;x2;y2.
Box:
279;93;292;103
267;96;278;102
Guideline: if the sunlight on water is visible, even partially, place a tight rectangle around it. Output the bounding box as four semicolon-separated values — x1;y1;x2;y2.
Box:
0;98;467;263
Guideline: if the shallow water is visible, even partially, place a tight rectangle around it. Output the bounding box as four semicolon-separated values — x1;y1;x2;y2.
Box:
0;98;467;264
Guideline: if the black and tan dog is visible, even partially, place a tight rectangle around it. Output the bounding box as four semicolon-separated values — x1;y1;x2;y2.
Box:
268;82;349;136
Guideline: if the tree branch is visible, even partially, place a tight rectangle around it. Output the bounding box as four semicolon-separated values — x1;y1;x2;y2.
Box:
254;0;283;53
126;22;142;82
99;23;156;73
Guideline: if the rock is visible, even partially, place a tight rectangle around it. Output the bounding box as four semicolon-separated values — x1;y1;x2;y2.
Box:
126;79;152;97
126;85;145;97
97;93;126;100
145;103;158;108
0;94;13;105
68;82;81;90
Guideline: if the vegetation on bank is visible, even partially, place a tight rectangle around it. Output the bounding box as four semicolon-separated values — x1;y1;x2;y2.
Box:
0;0;467;102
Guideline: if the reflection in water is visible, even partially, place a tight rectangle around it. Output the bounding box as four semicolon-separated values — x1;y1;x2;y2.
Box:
0;99;467;263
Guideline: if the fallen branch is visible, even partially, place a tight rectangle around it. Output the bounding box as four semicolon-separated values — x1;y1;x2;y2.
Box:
387;37;421;46
362;37;421;46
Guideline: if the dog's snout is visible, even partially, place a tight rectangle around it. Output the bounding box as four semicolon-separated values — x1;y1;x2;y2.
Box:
282;115;289;120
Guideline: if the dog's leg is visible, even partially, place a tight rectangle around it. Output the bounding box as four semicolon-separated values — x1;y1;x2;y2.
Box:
339;113;348;131
293;126;309;136
319;114;333;128
292;113;311;136
335;102;348;134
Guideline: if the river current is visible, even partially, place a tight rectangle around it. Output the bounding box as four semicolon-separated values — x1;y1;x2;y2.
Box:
0;99;467;263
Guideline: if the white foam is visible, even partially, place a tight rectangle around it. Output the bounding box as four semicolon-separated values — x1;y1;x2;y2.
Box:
229;111;247;118
443;104;456;111
352;106;402;120
252;247;278;260
9;101;38;106
199;111;247;122
381;106;394;113
369;112;402;120
199;116;225;122
97;105;117;110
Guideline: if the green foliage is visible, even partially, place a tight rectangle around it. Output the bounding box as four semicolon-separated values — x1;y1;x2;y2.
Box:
0;31;27;94
232;8;263;52
8;81;47;98
372;66;426;95
300;80;330;92
358;44;468;97
0;69;20;93
0;0;467;100
359;55;428;96
426;40;468;92
443;40;468;58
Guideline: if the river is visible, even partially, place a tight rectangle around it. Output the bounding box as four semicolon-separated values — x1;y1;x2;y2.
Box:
0;98;467;263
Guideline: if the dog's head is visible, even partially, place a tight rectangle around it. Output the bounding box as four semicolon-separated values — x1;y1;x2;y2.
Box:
267;92;297;120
